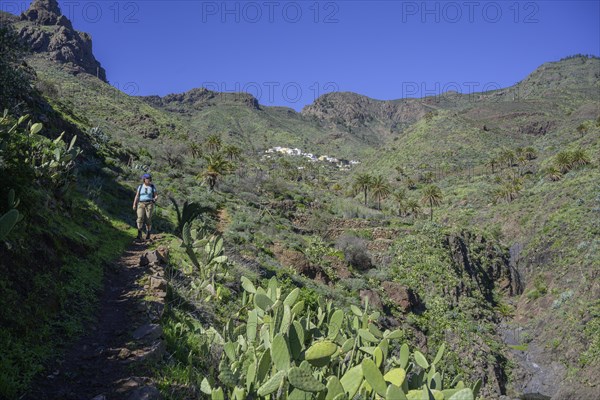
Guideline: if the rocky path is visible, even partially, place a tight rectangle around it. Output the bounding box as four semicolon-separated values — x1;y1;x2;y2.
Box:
24;241;169;400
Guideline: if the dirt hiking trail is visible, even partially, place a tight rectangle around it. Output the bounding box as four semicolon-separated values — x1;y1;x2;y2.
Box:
24;240;169;400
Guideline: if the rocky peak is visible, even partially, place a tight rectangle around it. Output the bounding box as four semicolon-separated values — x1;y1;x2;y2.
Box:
21;0;69;27
142;88;260;111
18;0;106;82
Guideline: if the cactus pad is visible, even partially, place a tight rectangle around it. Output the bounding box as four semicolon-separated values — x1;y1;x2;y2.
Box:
288;366;326;392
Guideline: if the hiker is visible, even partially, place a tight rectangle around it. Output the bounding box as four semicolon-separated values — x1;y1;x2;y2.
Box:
133;173;158;241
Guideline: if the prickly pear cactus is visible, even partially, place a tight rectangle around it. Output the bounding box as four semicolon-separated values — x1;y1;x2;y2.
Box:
199;276;478;399
0;189;21;241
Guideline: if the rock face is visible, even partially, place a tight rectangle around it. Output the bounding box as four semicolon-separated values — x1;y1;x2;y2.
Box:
382;282;422;313
359;289;383;310
444;231;522;302
301;92;429;142
142;87;260;112
19;0;107;81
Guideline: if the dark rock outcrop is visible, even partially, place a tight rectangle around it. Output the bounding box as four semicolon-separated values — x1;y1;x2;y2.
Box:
445;231;522;303
141;87;260;112
18;0;107;81
359;289;383;310
382;281;422;313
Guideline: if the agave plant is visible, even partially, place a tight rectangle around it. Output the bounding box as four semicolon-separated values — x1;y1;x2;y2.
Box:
169;196;210;238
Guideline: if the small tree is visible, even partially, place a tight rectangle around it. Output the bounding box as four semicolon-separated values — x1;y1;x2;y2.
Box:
223;144;242;161
394;189;407;217
352;173;373;206
0;25;30;110
407;199;421;220
205;134;222;153
335;235;372;271
420;184;443;221
200;153;234;191
370;175;391;210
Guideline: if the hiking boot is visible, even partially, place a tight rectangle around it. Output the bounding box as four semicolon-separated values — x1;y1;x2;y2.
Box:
136;230;142;241
145;231;151;241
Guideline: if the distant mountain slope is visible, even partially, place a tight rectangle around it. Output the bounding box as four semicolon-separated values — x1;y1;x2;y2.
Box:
362;56;599;176
301;57;599;145
301;91;431;144
139;88;376;158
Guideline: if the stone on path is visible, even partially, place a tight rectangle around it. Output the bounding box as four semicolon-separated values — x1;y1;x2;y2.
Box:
132;323;163;341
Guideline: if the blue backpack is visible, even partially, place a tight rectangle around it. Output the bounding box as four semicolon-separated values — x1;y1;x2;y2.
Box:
137;184;156;201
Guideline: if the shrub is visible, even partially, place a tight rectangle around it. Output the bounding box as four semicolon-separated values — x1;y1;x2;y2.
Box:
336;234;373;271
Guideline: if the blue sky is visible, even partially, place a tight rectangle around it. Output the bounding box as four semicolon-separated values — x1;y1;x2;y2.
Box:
10;1;600;109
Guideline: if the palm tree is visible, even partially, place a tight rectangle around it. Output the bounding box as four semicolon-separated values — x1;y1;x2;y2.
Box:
515;147;524;158
394;189;407;217
407;199;421;220
205;134;222;153
576;123;588;138
570;149;590;168
494;177;523;203
554;151;573;173
486;157;498;174
223;144;242;161
200;153;234;191
370;175;391;210
523;147;537;161
405;177;417;190
353;173;373;206
395;165;406;180
420;184;443;221
546;165;563;181
517;155;528;176
420;171;434;183
499;148;516;168
189;142;202;159
507;177;523;201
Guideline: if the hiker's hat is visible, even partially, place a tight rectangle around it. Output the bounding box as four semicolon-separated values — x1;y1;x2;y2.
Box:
142;173;152;180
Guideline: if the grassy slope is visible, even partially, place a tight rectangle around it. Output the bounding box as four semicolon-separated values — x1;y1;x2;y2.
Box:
0;179;136;397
